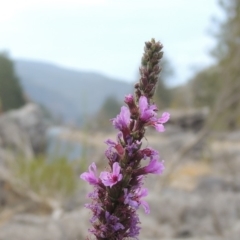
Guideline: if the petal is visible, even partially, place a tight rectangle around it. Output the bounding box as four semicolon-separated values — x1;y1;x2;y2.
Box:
139;96;148;114
128;199;138;208
99;171;111;186
89;162;97;174
146;159;165;174
154;123;165;132
159;112;170;123
80;172;89;181
139;188;148;198
105;139;116;147
121;106;131;123
80;162;98;185
141;200;150;214
114;223;125;230
112;162;121;175
111;106;130;130
117;174;123;181
80;172;97;185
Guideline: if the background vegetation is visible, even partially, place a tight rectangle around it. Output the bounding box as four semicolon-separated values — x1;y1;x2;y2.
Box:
0;53;26;112
14;157;75;197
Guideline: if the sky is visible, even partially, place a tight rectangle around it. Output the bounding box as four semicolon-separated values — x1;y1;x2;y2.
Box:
0;0;223;86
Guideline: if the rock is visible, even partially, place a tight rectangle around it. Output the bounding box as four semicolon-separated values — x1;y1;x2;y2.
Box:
7;103;48;154
0;112;33;161
0;103;48;160
0;104;48;212
0;103;47;163
0;209;89;240
167;107;209;131
196;176;234;193
0;110;239;240
0;183;239;240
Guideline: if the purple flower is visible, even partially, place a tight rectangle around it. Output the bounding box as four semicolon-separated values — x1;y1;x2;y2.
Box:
80;162;99;185
140;147;159;160
141;158;165;175
85;203;102;223
81;39;169;239
138;96;170;132
89;224;108;238
100;162;123;187
87;188;99;200
124;188;150;214
139;96;157;122
105;147;118;163
123;189;135;205
128;212;141;238
105;212;125;231
105;138;117;147
129;175;144;191
124;94;134;104
105;138;125;156
112;106;131;131
126;138;142;156
159;112;170;123
150;112;170;132
125;94;139;118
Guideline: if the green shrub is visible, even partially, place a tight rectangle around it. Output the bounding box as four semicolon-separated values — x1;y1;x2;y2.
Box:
13;156;79;199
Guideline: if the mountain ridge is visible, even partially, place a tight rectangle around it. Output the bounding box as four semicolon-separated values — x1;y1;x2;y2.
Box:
14;59;134;124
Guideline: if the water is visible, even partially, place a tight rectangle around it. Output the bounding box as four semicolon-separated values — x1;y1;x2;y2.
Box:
46;127;84;161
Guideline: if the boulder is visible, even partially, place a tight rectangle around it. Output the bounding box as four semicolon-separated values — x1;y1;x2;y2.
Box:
0;104;48;211
167;107;209;131
0;103;47;161
0;209;88;240
0;114;33;162
7;103;48;154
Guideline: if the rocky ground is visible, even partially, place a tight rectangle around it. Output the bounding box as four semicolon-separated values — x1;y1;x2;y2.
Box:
0;105;239;240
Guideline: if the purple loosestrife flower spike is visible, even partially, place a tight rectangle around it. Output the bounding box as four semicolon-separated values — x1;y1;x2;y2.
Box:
80;39;170;240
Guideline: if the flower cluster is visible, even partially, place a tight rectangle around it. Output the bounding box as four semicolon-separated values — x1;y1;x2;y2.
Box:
80;39;170;240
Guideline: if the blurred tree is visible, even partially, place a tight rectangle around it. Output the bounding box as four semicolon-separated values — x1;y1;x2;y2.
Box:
0;53;26;111
190;66;222;108
212;0;240;61
0;98;2;115
189;0;240;130
154;56;174;108
169;84;193;109
210;0;240;129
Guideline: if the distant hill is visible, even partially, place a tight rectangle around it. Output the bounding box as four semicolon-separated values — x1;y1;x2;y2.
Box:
14;60;133;124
